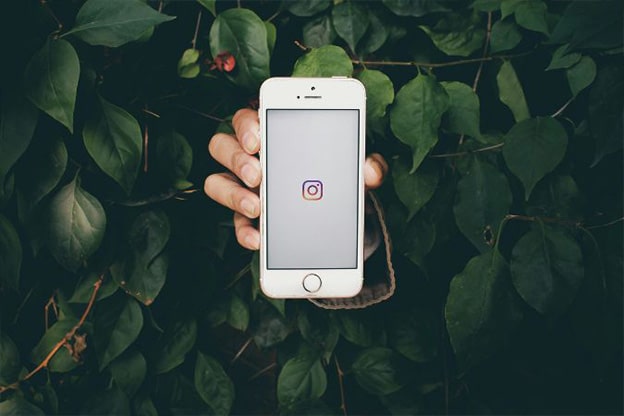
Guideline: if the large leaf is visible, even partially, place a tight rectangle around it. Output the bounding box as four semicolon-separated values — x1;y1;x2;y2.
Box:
0;332;21;385
331;1;370;52
445;251;521;370
545;45;581;71
489;19;522;53
496;60;530;122
227;294;249;332
526;174;583;220
511;225;584;316
292;45;353;77
64;0;175;47
287;0;331;17
69;272;118;303
111;210;170;305
357;69;394;124
31;318;80;373
589;65;624;166
502;0;549;35
95;295;143;370
0;397;44;415
393;159;439;221
0;214;22;290
152;318;197;374
209;8;270;90
453;157;512;253
389;310;438;363
334;312;377;347
0;94;38;179
83;96;142;195
81;385;131;415
24;39;79;133
382;0;448;17
420;12;485;57
155;130;193;188
109;350;147;398
352;347;405;395
194;352;235;415
566;56;596;97
502;117;568;200
303;15;337;48
298;311;339;360
441;81;481;138
390;74;449;172
197;0;216;16
46;176;107;271
277;351;327;405
359;9;390;54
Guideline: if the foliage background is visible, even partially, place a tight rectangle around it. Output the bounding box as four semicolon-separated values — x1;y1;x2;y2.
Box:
0;0;622;414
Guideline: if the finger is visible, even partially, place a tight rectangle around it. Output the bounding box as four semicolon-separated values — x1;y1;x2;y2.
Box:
208;133;261;188
234;212;260;250
364;153;388;190
204;173;260;219
232;108;260;154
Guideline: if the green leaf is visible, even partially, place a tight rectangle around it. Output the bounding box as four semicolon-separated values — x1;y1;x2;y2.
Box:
566;56;596;97
545;45;581;71
303;15;337;48
503;0;549;35
265;21;277;55
155;130;193;187
194;352;235;415
0;174;14;208
357;69;394;123
489;19;522;54
445;250;522;370
0;94;38;179
287;0;330;17
197;0;216;16
109;350;147;398
496;60;530;122
178;49;200;79
334;313;376;347
527;174;583;220
331;1;370;52
441;81;481;138
252;305;290;348
111;210;170;305
0;214;22;291
95;295;143;370
472;0;502;12
453;157;512;253
277;351;327;405
511;224;584;316
132;395;158;416
69;272;118;303
359;9;389;54
398;211;436;267
502;117;568;200
390;74;449;172
352;347;405;395
0;332;21;385
292;45;353;77
382;0;448;17
392;159;439;221
589;65;624;166
24;39;79;133
81;385;131;415
31;318;80;373
153;318;197;374
64;0;175;47
227;294;249;332
419;12;485;57
83;96;142;195
298;310;340;359
16;138;67;223
389;309;438;363
209;8;270;90
0;397;44;415
46;176;107;272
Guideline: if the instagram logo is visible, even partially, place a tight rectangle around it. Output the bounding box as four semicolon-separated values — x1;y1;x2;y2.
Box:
302;180;323;200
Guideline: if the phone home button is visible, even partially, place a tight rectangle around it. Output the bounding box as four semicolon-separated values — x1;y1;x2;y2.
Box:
302;273;322;293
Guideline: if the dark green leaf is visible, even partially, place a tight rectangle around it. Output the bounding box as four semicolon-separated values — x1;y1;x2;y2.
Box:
81;385;131;415
265;21;277;55
392;158;439;221
511;224;584;316
132;395;158;416
65;0;175;47
209;8;270;90
545;45;581;71
303;15;337;48
298;310;339;359
153;318;197;374
420;12;485;57
398;211;436;267
288;0;330;17
252;303;290;348
389;310;438;363
502;117;568;200
110;350;146;398
83;96;142;194
292;45;353;77
352;347;405;395
527;174;583;219
453;157;512;252
566;56;596;97
0;173;14;208
502;0;549;35
390;74;449;172
357;69;394;124
331;1;370;52
0;397;44;415
194;352;235;415
0;332;21;385
277;351;327;405
489;19;522;54
382;0;448;17
24;39;79;132
95;295;143;370
227;294;249;332
359;9;389;54
0;94;38;179
0;214;22;290
31;318;80;373
471;0;501;12
589;65;624;166
496;60;530;122
334;313;376;347
445;251;522;370
197;0;216;16
155;130;193;188
46;176;107;272
441;81;481;138
69;272;118;303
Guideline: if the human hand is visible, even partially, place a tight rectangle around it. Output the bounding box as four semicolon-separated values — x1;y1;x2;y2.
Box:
204;108;388;250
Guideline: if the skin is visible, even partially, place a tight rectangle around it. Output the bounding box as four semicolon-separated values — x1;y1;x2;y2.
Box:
204;108;389;250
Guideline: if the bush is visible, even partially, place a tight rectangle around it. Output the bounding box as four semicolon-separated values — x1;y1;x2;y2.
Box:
0;0;622;414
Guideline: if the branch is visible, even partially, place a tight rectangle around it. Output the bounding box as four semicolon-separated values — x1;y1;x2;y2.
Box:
472;12;493;92
429;142;504;158
351;50;533;69
230;338;253;365
191;10;202;50
550;97;574;118
40;0;63;33
505;214;583;227
335;356;348;416
586;216;624;230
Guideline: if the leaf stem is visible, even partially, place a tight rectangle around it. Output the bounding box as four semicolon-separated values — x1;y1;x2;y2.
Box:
472;12;493;92
230;337;253;365
351;50;533;69
175;104;226;122
191;10;202;50
550;97;574;118
334;356;348;416
429;142;504;158
585;216;624;230
40;0;63;33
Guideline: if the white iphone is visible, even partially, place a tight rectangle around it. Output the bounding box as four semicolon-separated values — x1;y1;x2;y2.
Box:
259;77;366;298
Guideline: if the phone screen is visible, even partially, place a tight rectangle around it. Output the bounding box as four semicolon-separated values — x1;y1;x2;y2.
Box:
266;109;360;270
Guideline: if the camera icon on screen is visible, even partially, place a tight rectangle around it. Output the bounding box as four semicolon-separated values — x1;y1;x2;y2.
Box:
302;180;323;200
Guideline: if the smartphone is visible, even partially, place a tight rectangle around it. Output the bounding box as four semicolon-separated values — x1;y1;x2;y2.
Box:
259;77;366;298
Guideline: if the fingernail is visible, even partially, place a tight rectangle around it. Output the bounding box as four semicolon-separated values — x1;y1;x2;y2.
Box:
240;198;257;217
365;162;377;181
243;132;258;153
244;233;260;250
241;163;260;187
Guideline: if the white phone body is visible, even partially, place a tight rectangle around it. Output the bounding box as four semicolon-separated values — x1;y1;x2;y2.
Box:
259;77;366;299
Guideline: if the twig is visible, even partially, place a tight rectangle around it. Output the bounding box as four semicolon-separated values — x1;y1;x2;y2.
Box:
40;0;63;32
550;97;574;118
441;309;449;415
294;40;309;52
142;108;161;119
335;356;348;416
143;121;149;173
586;216;624;230
247;362;277;382
175;104;225;122
44;293;58;331
191;10;202;50
429;142;504;158
505;213;582;227
230;338;253;365
267;10;280;23
352;50;534;69
12;284;38;325
472;12;493;92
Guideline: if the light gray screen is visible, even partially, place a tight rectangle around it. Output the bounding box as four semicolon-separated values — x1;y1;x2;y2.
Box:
266;109;359;269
